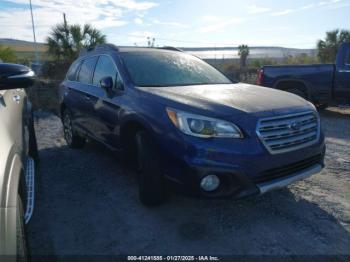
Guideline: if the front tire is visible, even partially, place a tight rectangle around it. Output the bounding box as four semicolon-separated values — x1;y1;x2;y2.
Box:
62;110;85;149
136;131;166;207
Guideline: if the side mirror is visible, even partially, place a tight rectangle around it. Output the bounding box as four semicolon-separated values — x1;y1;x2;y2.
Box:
0;63;35;90
100;76;114;97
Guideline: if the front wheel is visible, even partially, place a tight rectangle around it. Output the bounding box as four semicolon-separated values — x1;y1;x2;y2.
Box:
62;110;85;149
136;131;166;207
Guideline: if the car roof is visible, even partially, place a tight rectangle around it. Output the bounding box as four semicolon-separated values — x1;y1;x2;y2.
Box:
117;47;182;53
79;44;182;59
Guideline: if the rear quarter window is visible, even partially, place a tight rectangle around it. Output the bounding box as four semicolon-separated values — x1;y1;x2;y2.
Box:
77;57;98;84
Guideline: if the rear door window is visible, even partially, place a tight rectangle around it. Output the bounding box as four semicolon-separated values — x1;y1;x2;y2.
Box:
93;55;117;87
78;57;98;84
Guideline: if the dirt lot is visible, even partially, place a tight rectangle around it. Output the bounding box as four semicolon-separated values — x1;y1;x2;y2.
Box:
28;107;350;257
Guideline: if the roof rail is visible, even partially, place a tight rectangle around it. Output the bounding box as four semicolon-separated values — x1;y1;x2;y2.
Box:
79;43;119;57
159;46;183;52
94;44;119;52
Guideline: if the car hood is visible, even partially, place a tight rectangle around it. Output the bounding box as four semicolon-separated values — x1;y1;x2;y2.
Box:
137;83;314;117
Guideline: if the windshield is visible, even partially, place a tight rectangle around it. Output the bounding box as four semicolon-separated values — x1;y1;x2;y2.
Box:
120;51;232;87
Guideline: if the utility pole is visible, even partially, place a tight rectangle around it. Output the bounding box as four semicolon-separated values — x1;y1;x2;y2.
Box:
29;0;39;66
63;13;67;27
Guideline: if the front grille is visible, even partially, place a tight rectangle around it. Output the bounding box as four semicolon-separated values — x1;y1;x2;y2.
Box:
257;111;320;154
253;154;322;183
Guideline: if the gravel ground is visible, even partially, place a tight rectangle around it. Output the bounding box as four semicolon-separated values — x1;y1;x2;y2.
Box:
28;107;350;257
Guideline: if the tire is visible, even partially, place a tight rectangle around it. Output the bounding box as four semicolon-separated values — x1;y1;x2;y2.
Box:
286;88;308;100
136;131;166;206
17;196;28;262
62;109;85;149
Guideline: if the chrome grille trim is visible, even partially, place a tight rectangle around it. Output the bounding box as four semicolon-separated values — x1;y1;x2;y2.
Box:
256;111;320;154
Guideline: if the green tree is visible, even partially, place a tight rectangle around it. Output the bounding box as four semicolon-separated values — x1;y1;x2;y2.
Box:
284;53;319;65
238;44;250;68
317;29;350;63
0;45;17;62
47;22;106;62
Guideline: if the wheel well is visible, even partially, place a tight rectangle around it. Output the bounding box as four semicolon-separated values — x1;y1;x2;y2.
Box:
275;81;308;95
120;121;146;156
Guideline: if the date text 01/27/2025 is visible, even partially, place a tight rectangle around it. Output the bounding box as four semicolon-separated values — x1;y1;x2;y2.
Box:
127;255;220;261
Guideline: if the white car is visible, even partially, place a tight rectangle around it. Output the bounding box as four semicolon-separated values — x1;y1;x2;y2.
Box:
0;63;37;261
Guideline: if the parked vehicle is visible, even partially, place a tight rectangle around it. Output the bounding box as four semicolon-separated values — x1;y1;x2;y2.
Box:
0;63;37;260
59;44;325;206
257;42;350;107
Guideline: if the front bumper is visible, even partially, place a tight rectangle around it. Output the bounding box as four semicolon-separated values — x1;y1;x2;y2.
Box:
161;135;325;199
256;163;323;194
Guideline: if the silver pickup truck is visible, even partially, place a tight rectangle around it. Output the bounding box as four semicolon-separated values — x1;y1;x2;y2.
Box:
0;63;37;261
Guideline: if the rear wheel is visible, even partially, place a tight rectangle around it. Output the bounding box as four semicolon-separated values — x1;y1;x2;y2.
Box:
136;131;166;207
62;110;85;148
17;196;28;262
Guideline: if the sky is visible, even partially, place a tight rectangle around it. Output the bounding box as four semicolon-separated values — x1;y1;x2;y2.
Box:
0;0;349;48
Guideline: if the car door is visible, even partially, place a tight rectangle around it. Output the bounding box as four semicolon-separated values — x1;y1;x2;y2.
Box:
73;56;98;136
334;45;350;100
0;85;25;257
1;88;24;153
90;55;124;148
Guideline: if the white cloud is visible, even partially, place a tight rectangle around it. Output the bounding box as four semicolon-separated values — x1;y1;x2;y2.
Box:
271;9;294;16
152;19;188;28
199;17;245;33
247;4;271;14
134;18;143;24
300;4;314;10
123;31;157;46
319;0;343;5
200;15;221;23
318;0;348;8
108;0;158;10
93;18;128;29
0;0;158;42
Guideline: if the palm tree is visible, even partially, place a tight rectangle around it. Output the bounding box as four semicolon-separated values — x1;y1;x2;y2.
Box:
238;44;250;68
47;22;106;62
317;29;350;63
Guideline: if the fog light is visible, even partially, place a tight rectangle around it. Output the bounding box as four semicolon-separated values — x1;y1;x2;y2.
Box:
200;175;220;192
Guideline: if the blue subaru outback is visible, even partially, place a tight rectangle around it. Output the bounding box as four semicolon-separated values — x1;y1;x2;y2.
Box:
59;44;325;206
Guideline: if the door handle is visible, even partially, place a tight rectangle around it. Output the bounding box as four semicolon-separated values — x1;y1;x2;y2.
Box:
84;94;91;100
13;95;21;103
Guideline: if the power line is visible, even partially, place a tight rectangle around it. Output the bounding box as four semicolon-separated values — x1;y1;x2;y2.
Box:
29;0;39;65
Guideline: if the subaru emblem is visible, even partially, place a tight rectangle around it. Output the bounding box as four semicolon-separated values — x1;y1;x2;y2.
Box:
289;121;302;131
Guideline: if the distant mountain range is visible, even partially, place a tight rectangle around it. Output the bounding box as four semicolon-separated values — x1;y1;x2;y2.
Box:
0;38;316;60
0;38;46;46
181;46;317;59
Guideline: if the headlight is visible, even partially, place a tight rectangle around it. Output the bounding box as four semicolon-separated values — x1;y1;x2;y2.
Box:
166;108;243;138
